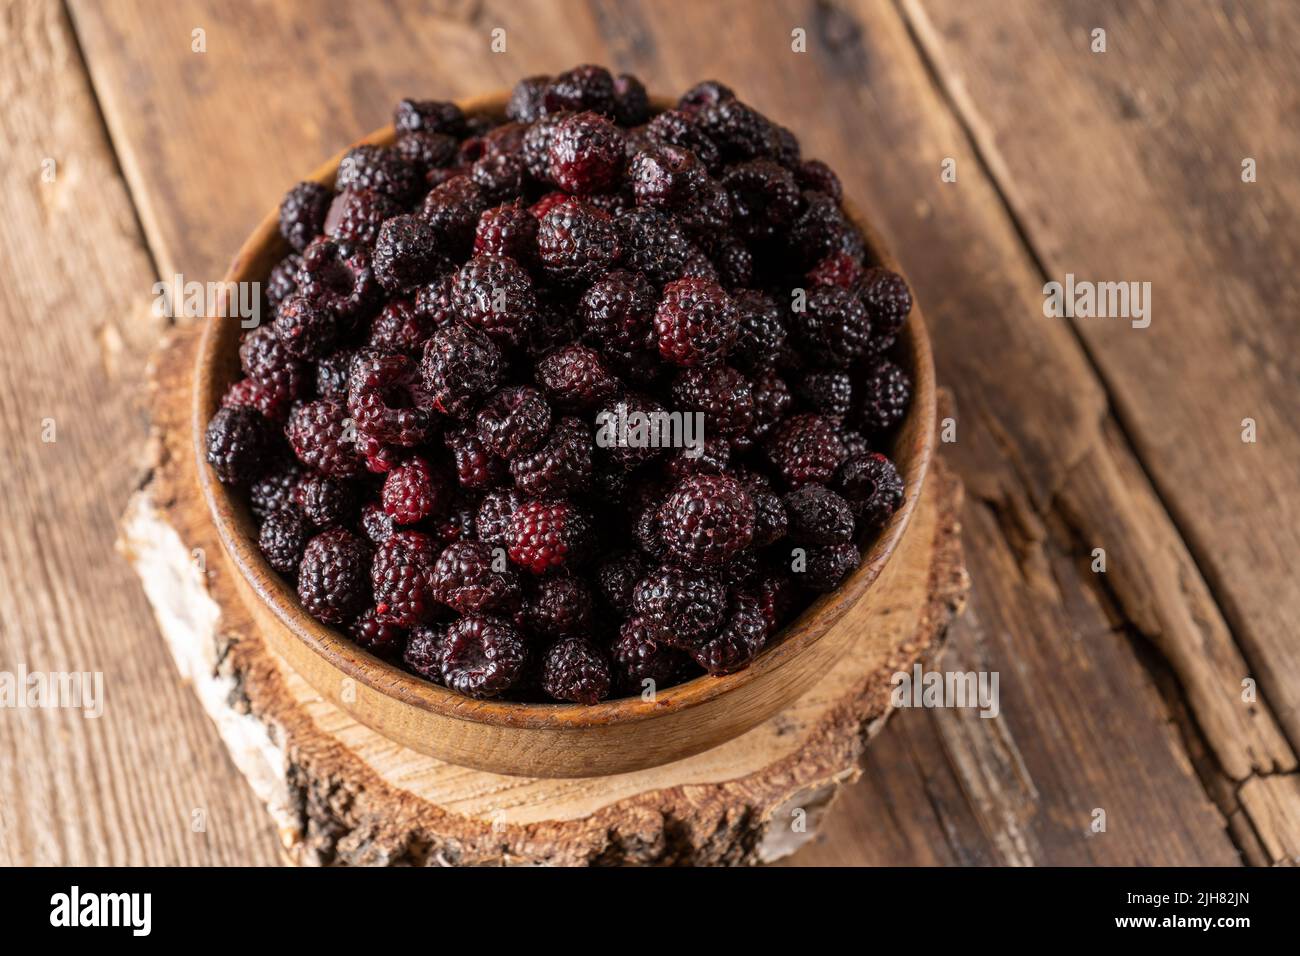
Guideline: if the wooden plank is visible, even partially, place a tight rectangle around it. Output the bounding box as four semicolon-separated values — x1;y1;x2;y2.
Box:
68;0;1247;863
901;0;1300;751
0;0;281;864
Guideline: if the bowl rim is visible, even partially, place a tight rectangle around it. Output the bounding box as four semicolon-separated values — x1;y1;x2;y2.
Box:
194;91;935;731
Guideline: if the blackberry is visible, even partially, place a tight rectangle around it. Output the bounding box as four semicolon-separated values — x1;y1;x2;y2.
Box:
664;436;731;480
360;500;397;545
475;488;523;546
420;324;503;419
371;529;439;626
475;386;552;460
368;299;435;356
287;399;363;478
807;251;865;290
756;570;798;630
678;80;735;115
313;349;354;401
699;233;753;290
443;427;506;489
579;269;657;357
796;158;843;201
450;255;538;349
840;429;872;459
696;98;779;162
279;181;332;253
506;499;595;574
258;507;313;577
264;253;302;312
766;413;848;488
325;188;403;247
349;607;407;659
413;273;457;328
526;575;594;640
858;358;912;433
382;456;448;524
750;367;793;439
835;452;904;528
631;566;727;647
749;486;788;547
430;540;522;615
595;550;646;610
721;159;800;241
273;293;343;361
730;290;787;371
419;175;488;258
658;474;755;569
670;365;754;440
629;143;706;210
541;637;611;704
595;392;668;472
653;277;739;367
403;623;449;682
509;416;593;498
613;73;650;126
297;528;372;625
616;207;697;286
633;500;669;561
645;109;722;172
205;406;274;484
335;145;420;203
522;112;572;183
611;617;685;691
474;200;539;264
347;349;433;447
801;543;862;592
440;614;527;699
221;377;292;422
249;459;305;520
395;131;458;177
295;237;377;322
677;177;734;241
548;111;625;194
506;75;550;123
394;98;466;137
860;267;912;351
536;344;619;410
791;285;872;367
795;369;853;419
692;592;769;675
294;471;355;527
432;494;479;546
788;190;865;267
536;198;623;285
783;484;854;544
543;65;617;117
373;215;444;292
471;150;526;203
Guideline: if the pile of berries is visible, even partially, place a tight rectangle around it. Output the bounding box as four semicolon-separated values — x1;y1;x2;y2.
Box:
206;66;912;704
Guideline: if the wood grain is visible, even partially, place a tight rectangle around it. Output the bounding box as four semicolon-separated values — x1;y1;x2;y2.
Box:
0;0;280;866
48;0;1296;862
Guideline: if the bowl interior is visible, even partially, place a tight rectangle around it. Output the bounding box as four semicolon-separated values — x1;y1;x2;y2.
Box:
195;92;935;731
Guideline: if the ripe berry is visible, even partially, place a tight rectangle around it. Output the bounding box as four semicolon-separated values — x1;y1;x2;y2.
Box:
835;452;904;528
394;98;466;137
543;65;617;117
629;143;706;209
205;406;275;484
536;344;619;410
507;499;594;574
382;456;448;524
403;623;449;682
373;214;444;292
336;145;421;203
536;198;622;285
294;471;355;527
474;200;539;264
371;530;439;626
440;614;527;699
611;617;686;691
430;540;522;615
279;181;332;253
796;159;843;201
722;159;800;241
273;293;343;361
419;175;488;258
631;566;727;647
645;109;722;172
420;324;503;419
297;528;372;625
349;607;408;659
506;75;550;123
548;111;625;194
258;507;313;577
475;386;552;459
691;592;769;675
525;575;594;640
658;474;756;569
450;254;538;348
730;290;787;371
791;285;871;367
860;267;912;351
795;369;853;419
348;349;433;447
295;237;377;322
368;298;435;356
670;365;754;439
595;550;646;610
766;413;848;488
613;73;650;125
617;207;697;285
783;484;855;545
801;543;862;592
287;400;363;478
249;459;305;520
509;417;593;498
654;277;739;367
858;358;912;433
443;427;507;489
326;187;403;247
475;488;523;546
541;637;611;704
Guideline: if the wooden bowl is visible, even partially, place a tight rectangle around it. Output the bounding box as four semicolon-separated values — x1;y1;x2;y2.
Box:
195;93;935;778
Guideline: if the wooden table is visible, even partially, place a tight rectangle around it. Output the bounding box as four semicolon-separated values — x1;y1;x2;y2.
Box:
2;0;1297;866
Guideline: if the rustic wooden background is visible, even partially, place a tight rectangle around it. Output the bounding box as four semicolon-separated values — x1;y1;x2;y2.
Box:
1;0;1296;866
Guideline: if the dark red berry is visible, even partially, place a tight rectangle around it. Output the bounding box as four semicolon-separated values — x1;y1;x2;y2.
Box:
371;529;439;626
430;540;522;616
265;254;301;311
629;143;706;209
860;267;912;351
858;358;912;433
287;399;363;478
382;456;448;524
294;471;355;527
670;365;754;439
795;369;853;419
419;175;488;258
750;367;793;440
696;98;779;162
395;131;458;177
206;405;275;484
730;290;787;371
476;386;552;460
361;500;397;544
526;575;594;640
373;214;444;292
349;607;408;659
783;484;855;544
658;474;755;569
249;459;305;520
297;528;372;625
807;251;864;290
791;285;872;367
654;277;739;367
443;427;507;489
450;255;538;349
796;159;843;201
509;416;593;498
616;207;698;285
631;566;727;647
536;198;622;285
475;488;523;547
579;269;657;357
368;298;435;355
613;73;650;126
295;237;377;322
611;617;686;691
691;591;769;675
336;144;421;203
721;159;800;241
474;200;539;264
595;550;646;610
394;98;466;137
645;109;722;172
678;80;735;115
506;76;550;123
273;293;344;361
403;623;449;682
800;543;862;592
221;377;292;421
835;452;904;528
548;111;625;194
541;637;611;704
420;324;503;419
440;614;527;699
279;181;332;253
789;190;865;267
325;187;403;248
766;413;848;488
315;349;357;400
543;65;617;117
536;344;619;410
506;499;594;574
258;507;313;577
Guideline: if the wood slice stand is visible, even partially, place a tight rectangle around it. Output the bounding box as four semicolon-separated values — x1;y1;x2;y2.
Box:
120;326;968;866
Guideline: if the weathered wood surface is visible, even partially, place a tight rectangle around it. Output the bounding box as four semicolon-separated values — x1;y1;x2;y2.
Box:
0;0;1290;863
121;325;967;865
